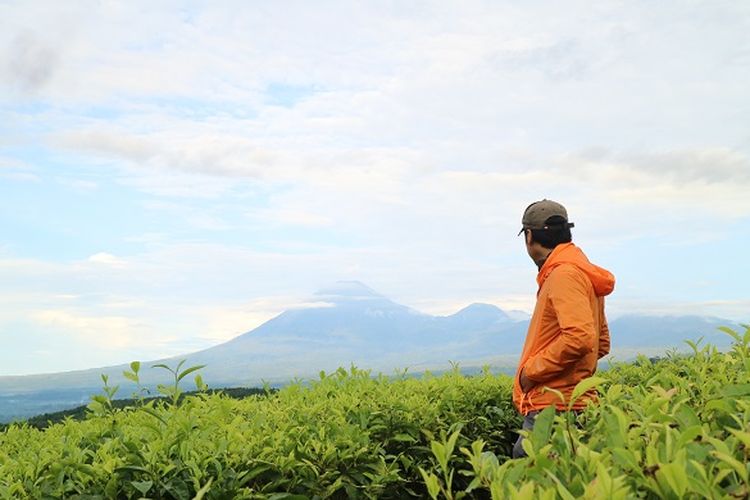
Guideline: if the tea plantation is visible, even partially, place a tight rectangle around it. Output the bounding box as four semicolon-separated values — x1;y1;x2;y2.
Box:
0;325;748;499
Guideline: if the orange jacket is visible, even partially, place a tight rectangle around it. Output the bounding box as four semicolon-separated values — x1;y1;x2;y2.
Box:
513;242;614;415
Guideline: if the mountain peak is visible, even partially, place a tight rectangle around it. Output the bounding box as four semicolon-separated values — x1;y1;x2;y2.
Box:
452;304;530;323
450;303;510;323
314;281;384;301
455;303;504;315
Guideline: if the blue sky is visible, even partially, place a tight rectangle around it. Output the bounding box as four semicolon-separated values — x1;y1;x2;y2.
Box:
1;1;749;375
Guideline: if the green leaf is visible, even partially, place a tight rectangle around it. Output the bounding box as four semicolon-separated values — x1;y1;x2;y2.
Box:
611;447;639;471
193;477;213;500
445;428;461;459
705;436;731;455
431;441;447;472
705;399;731;413
418;468;441;500
729;428;750;448
711;451;749;482
675;404;700;428
195;374;207;392
676;425;703;449
545;471;576;500
530;406;555;446
391;433;417;443
91;394;108;405
237;466;273;487
721;384;750;398
122;371;139;383
515;482;537;500
86;400;104;414
717;326;741;342
657;463;687;497
569;376;607;410
115;466;152;475
541;386;566;405
141;406;167;425
176;364;207;383
131;480;153;495
130;360;140;374
521;434;535;458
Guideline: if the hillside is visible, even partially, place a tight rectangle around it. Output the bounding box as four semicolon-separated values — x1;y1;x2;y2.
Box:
0;282;737;422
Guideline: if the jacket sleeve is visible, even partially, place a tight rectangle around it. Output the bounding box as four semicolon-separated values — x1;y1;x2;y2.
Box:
523;267;597;383
598;298;610;359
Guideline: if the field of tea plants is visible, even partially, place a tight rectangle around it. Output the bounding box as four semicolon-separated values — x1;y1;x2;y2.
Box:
0;325;748;499
423;325;750;499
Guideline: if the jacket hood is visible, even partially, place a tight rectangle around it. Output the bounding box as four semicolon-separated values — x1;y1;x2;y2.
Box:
537;242;615;297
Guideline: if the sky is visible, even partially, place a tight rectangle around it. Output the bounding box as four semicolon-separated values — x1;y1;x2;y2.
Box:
1;1;749;375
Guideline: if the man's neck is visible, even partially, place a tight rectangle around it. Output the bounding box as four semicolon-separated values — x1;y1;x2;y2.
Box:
534;249;553;270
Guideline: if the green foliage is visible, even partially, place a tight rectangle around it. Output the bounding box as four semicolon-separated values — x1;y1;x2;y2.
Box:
86;373;120;417
0;364;517;498
152;359;208;406
123;360;149;404
2;387;275;432
426;324;750;499
2;325;748;498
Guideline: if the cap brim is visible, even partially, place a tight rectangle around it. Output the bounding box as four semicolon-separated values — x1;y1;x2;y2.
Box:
518;222;574;236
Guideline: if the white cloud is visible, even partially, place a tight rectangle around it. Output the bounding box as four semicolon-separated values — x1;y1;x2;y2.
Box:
58;178;98;191
0;171;40;182
88;252;126;267
140;200;234;230
607;298;750;323
33;309;142;349
1;1;749;374
0;156;40;182
0;157;33;169
119;169;240;199
250;208;333;228
58;130;158;163
193;297;334;343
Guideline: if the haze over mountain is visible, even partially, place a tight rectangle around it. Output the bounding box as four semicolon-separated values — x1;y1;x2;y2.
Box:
0;281;736;422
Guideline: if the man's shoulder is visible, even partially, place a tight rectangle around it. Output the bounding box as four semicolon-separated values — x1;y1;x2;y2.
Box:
548;263;587;280
546;263;592;291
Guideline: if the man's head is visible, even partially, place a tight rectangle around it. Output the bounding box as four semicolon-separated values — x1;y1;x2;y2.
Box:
519;199;574;266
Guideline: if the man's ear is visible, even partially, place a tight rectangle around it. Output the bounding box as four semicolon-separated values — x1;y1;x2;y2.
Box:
524;230;533;246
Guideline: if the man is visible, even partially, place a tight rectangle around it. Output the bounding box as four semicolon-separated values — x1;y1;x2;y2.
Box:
512;199;615;459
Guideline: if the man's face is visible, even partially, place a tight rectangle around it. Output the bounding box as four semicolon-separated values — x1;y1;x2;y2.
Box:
523;229;534;259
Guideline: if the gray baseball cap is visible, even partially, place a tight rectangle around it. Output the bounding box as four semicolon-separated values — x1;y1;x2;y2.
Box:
518;199;575;235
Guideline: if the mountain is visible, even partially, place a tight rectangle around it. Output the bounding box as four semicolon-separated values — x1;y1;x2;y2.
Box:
186;281;528;382
605;314;734;348
0;281;738;421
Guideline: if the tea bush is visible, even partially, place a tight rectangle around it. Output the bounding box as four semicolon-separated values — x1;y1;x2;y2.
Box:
1;325;747;499
0;366;518;499
421;324;750;499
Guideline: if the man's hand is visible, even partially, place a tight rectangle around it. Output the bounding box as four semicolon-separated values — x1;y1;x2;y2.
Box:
519;368;534;393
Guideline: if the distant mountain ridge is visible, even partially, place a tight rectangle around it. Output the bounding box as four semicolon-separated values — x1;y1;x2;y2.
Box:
0;281;738;421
